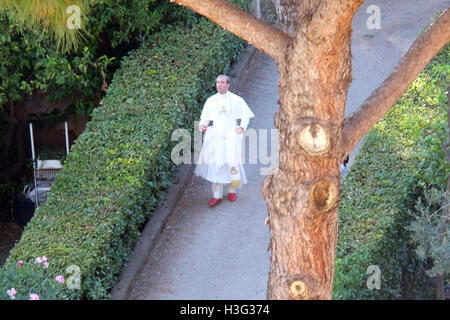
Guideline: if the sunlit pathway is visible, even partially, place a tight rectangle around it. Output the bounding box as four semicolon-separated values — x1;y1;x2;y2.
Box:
126;49;277;299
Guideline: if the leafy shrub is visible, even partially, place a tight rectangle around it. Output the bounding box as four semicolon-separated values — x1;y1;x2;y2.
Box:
1;1;249;300
407;188;450;279
0;0;180;216
333;44;449;299
0;256;75;300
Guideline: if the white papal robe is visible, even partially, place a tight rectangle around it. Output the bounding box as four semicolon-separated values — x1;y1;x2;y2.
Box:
195;91;255;186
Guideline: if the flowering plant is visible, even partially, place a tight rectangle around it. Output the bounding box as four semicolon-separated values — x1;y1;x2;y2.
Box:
0;256;71;300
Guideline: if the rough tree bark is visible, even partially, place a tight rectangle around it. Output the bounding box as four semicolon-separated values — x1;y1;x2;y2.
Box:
170;0;449;299
169;0;290;60
271;0;321;37
261;0;362;299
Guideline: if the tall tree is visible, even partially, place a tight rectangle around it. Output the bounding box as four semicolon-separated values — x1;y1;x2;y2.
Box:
8;0;449;299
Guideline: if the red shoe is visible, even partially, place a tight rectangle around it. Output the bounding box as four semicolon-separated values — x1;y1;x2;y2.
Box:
228;193;237;202
209;198;222;207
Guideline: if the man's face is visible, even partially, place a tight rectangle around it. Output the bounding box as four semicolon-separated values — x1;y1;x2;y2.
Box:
216;77;230;94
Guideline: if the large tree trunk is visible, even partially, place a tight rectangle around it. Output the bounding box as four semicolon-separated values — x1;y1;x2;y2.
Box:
271;0;321;37
261;0;362;299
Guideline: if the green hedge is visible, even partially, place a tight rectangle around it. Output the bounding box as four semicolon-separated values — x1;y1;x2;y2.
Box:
333;44;449;299
0;1;249;300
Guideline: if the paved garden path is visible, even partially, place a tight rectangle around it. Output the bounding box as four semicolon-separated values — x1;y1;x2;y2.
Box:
125;0;450;299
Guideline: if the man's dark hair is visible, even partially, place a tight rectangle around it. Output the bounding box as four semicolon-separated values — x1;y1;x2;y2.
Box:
217;75;231;84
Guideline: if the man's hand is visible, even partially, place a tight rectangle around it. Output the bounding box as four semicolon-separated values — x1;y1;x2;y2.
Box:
200;124;208;132
235;127;244;134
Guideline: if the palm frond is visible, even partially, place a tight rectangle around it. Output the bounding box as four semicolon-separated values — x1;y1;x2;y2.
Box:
0;0;92;53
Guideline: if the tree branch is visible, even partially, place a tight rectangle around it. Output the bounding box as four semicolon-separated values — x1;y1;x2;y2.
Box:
342;9;450;157
170;0;292;62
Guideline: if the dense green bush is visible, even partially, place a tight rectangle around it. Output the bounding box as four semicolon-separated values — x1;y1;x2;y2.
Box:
407;187;450;280
0;256;74;300
0;0;187;218
1;1;249;300
333;44;449;299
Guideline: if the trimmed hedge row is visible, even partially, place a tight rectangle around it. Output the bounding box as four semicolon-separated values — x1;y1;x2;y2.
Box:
333;44;449;299
0;1;249;300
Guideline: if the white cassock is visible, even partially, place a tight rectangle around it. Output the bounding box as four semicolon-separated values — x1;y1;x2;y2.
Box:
195;91;255;187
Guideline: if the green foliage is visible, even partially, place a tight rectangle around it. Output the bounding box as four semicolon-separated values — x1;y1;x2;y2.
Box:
0;257;77;300
0;0;89;54
0;1;248;300
407;188;450;278
0;0;178;117
0;10;107;116
0;0;201;221
333;44;449;300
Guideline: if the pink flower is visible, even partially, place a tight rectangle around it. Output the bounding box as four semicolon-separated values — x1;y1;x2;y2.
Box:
43;262;49;269
41;256;47;262
7;288;17;299
16;260;23;266
55;275;65;284
29;293;40;300
34;257;42;264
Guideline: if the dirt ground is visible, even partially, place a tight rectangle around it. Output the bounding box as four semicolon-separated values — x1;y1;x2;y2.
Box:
0;221;22;266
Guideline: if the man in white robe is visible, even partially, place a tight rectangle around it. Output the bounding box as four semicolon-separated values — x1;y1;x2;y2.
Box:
195;75;255;207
